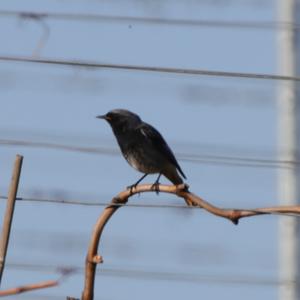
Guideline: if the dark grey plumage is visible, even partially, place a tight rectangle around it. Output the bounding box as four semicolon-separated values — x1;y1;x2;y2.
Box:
96;109;186;189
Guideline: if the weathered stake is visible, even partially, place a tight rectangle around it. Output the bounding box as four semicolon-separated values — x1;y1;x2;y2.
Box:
0;154;23;286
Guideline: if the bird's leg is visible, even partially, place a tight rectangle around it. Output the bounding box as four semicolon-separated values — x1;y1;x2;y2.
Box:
151;173;162;195
127;173;148;194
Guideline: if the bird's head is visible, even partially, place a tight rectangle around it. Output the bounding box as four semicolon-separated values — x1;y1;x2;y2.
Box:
96;109;142;131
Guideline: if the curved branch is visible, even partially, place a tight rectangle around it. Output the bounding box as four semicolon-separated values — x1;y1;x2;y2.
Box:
81;197;128;300
81;183;300;300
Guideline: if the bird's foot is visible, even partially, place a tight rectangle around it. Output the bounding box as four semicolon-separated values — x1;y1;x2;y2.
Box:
177;183;189;192
127;183;138;195
151;173;162;195
127;174;149;195
151;181;160;195
175;183;193;206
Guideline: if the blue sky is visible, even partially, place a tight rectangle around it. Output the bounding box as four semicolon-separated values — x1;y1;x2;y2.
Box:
0;1;288;299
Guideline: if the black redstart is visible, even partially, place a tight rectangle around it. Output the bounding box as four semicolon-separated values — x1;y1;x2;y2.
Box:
96;109;186;191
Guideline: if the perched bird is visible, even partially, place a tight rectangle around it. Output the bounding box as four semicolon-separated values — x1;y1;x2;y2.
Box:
96;109;187;191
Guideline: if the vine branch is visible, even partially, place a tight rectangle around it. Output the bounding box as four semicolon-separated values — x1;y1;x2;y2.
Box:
81;183;300;300
0;267;73;297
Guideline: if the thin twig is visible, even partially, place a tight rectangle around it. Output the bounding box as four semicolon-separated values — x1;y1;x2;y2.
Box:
0;280;58;297
0;267;74;297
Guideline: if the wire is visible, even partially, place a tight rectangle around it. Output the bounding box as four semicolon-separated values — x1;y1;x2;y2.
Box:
1;195;300;218
0;195;198;209
0;138;298;169
0;55;299;82
7;262;280;286
0;9;295;30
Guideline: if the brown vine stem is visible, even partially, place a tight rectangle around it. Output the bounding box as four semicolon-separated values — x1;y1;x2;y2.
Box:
0;267;74;297
81;183;300;300
0;280;58;297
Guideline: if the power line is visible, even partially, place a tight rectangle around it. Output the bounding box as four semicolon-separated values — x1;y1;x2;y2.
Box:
0;9;296;30
0;55;300;82
1;138;298;169
7;262;280;286
1;195;300;218
0;195;199;209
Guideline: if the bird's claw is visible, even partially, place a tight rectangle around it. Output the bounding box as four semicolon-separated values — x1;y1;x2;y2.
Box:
126;184;137;195
151;182;160;195
177;183;189;191
127;184;137;194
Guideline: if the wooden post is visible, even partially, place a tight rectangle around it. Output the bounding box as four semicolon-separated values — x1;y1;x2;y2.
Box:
0;155;23;286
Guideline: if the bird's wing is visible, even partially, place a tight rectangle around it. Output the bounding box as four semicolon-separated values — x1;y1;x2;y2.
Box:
137;122;186;179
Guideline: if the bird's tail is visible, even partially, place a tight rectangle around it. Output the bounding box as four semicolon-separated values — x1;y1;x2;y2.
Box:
163;166;183;185
163;165;195;207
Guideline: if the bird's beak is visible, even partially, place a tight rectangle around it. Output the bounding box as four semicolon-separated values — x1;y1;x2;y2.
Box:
96;114;109;120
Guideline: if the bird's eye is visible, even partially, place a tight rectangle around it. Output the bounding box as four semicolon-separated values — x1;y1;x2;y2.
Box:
106;113;113;120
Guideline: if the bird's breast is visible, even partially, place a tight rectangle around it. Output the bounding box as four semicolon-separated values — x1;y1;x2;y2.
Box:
123;148;161;174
